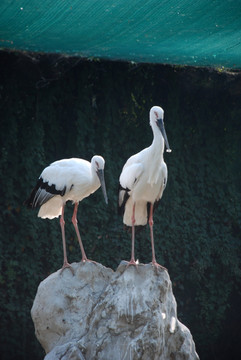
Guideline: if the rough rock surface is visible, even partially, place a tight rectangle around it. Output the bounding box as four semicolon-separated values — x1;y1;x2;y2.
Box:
31;261;199;360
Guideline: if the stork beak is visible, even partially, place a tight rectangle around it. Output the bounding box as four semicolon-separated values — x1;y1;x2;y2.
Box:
157;118;172;152
97;169;108;204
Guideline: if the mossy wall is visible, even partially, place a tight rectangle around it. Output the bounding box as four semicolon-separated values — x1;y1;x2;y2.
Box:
0;51;240;360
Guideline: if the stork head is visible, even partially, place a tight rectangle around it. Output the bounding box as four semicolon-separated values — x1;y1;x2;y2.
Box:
150;106;172;152
91;155;108;204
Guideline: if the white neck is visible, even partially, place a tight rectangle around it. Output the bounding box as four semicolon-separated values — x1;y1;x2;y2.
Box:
150;123;164;157
145;123;165;185
90;165;99;187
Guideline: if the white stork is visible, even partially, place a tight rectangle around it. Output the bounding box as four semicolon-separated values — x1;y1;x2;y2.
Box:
25;155;108;273
118;106;171;267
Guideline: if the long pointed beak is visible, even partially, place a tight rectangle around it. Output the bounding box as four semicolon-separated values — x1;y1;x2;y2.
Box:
157;118;172;152
97;169;108;204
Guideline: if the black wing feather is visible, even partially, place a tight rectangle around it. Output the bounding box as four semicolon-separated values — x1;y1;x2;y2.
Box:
24;177;66;209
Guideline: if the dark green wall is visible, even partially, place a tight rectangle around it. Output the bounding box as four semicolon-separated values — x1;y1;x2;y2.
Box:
0;51;240;360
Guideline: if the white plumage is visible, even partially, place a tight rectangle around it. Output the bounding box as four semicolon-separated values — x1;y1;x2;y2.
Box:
25;155;108;272
118;106;171;266
38;157;106;219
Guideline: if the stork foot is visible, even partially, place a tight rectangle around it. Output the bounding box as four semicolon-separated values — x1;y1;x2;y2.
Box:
60;262;74;275
151;260;167;271
120;259;139;274
126;258;139;267
81;258;98;265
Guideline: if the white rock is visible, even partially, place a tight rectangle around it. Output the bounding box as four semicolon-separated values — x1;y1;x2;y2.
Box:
31;261;199;360
31;262;113;353
170;316;177;333
44;342;85;360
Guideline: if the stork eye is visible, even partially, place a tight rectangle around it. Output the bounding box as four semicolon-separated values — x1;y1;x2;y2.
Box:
154;111;158;118
95;161;99;168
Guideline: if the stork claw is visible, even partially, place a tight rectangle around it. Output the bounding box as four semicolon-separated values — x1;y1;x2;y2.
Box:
60;262;74;275
122;259;140;273
81;258;98;265
126;258;138;266
151;261;167;272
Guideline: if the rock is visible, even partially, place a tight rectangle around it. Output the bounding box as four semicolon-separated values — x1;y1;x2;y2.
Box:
44;342;85;360
31;262;113;353
31;261;199;360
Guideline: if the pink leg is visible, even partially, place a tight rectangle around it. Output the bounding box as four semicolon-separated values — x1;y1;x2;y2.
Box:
149;204;166;270
149;203;157;265
60;205;74;274
72;203;88;262
128;203;137;265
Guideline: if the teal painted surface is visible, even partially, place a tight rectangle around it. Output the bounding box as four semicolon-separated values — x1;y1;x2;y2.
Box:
0;0;241;68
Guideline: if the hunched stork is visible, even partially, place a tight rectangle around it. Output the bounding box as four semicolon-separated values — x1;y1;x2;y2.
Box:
25;155;108;273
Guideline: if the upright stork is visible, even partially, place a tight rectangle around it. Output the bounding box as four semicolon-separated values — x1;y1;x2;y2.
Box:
118;106;171;267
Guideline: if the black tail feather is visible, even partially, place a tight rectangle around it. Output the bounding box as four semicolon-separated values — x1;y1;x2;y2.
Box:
118;183;130;216
24;179;43;208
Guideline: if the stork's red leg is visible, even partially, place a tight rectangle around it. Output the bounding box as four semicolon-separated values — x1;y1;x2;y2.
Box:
72;203;88;262
128;203;137;265
149;203;166;270
60;205;74;274
149;203;157;265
